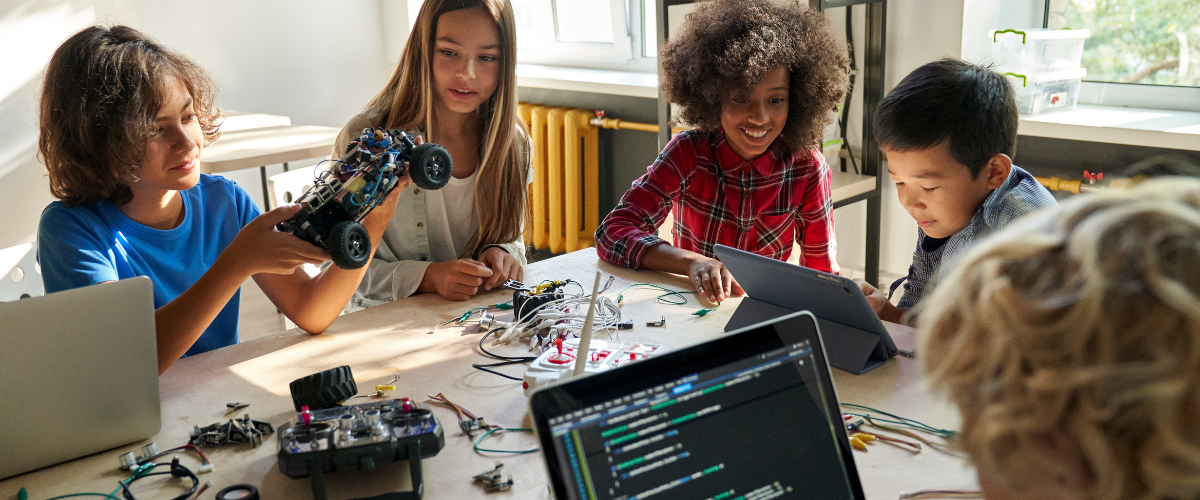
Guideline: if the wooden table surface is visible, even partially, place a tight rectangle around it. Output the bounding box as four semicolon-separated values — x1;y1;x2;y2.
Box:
1;250;976;500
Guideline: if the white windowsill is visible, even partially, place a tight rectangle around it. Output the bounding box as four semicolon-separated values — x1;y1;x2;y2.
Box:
516;63;658;99
1018;104;1200;152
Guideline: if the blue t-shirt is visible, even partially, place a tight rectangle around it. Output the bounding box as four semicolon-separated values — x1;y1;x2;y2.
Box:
37;174;262;357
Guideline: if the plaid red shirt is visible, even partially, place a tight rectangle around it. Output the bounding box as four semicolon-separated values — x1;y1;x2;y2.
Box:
595;129;838;273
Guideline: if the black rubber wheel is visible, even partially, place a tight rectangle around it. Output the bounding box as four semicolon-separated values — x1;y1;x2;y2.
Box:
408;143;453;191
289;365;358;411
327;221;371;270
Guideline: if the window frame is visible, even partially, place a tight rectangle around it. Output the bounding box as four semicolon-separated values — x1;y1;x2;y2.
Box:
513;0;658;73
1033;0;1200;112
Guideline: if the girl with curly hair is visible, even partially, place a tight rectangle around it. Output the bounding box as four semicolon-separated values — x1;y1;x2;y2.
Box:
335;0;531;306
595;0;848;303
919;177;1200;500
37;26;401;373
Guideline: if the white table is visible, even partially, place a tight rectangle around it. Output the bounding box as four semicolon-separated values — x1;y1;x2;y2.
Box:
201;124;341;208
0;250;976;499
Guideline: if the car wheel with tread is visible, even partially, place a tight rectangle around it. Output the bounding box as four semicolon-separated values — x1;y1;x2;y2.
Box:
327;221;371;270
289;365;357;411
408;143;453;191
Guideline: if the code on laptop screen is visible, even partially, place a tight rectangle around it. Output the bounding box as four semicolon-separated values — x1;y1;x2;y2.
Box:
545;338;855;500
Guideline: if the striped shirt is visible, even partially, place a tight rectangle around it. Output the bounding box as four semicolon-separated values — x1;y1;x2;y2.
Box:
891;165;1056;309
595;128;837;273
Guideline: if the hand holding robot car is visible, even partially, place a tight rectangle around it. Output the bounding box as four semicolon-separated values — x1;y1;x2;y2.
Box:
276;128;454;269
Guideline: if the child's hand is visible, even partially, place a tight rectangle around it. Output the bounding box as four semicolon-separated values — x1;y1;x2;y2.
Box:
854;278;888;314
226;204;329;276
854;278;906;323
361;174;406;228
419;259;494;301
688;259;744;304
478;247;523;291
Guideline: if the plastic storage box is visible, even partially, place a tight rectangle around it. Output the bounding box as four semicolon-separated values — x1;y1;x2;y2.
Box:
1006;68;1087;116
991;28;1090;73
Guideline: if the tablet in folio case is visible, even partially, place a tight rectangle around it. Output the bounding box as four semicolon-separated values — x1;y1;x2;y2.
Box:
714;245;897;374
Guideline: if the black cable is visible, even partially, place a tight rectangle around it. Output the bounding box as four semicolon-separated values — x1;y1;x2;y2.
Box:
471;361;527;381
117;458;198;500
472;328;537;381
841;5;860;175
477;328;537;362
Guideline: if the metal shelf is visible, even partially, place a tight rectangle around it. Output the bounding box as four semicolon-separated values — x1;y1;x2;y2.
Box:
654;0;887;285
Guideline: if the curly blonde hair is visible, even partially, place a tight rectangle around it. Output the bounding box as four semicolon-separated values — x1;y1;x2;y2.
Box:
918;177;1200;500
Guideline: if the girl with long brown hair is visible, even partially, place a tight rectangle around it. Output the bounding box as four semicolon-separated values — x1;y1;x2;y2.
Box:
336;0;530;305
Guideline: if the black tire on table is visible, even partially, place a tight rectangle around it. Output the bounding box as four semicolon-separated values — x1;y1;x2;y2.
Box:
288;365;358;411
327;221;371;270
408;143;453;191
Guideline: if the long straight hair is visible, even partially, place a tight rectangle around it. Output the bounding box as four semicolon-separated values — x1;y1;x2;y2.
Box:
364;0;527;259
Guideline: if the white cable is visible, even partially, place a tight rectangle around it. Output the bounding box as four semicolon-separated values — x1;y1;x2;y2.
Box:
494;288;622;344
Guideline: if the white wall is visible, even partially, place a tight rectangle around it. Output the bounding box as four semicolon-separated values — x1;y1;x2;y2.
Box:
0;0;407;250
1;0;1006;283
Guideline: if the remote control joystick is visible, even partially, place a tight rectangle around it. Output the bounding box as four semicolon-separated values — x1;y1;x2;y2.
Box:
276;397;444;500
548;338;575;365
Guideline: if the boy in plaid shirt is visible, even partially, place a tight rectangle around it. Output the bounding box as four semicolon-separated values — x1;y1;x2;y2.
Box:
595;0;849;304
857;59;1056;323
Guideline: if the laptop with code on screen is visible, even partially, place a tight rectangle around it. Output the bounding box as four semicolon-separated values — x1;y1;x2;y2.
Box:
529;310;865;500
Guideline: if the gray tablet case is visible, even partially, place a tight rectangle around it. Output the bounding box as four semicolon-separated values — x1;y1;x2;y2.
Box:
714;244;897;374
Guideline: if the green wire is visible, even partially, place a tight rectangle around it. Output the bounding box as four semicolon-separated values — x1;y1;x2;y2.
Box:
616;283;723;317
45;495;121;500
616;283;697;306
473;427;538;455
458;307;489;323
841;403;957;438
107;462;156;499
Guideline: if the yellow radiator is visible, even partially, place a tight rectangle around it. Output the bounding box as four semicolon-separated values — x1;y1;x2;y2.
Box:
518;103;600;254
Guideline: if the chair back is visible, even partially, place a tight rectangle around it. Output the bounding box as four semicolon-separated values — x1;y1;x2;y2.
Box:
0;242;43;302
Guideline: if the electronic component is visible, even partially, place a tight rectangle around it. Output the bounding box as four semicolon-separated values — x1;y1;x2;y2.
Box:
189;414;274;448
473;462;514;493
276;397;444;500
117;442;213;475
513;285;567;321
276;128;453;269
646;316;666;327
522;337;667;396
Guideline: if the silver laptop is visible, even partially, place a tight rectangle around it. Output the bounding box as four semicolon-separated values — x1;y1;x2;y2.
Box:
0;277;160;479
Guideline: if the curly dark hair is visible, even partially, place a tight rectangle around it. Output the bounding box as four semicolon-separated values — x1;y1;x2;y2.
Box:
39;25;222;206
660;0;848;157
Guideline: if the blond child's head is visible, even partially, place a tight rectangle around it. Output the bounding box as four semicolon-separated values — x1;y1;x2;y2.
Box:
918;178;1200;500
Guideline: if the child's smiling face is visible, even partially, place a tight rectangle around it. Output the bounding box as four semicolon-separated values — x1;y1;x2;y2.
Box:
134;76;203;195
885;141;1010;239
720;66;789;161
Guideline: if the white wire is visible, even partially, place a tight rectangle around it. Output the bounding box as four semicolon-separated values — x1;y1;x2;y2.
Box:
495;292;622;344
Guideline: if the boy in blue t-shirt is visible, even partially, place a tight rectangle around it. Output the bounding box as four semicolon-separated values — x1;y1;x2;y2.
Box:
857;59;1056;323
36;25;403;373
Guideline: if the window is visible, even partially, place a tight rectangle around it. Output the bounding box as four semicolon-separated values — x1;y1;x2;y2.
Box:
512;0;656;72
1047;0;1199;88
